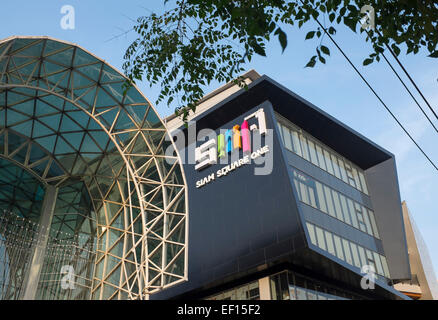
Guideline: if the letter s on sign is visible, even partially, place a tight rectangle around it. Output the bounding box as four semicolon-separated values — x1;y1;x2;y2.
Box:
195;139;217;170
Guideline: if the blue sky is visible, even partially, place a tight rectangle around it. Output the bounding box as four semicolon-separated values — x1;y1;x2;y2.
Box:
2;1;437;279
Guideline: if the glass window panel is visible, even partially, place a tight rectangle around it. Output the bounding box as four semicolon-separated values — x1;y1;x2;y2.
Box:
299;182;309;205
315;145;327;171
282;126;293;151
381;256;391;278
331;154;342;179
357;246;367;268
323;186;336;218
315;226;326;251
333;235;344;261
291;130;302;157
308;185;317;208
293;178;301;200
306;222;317;246
367;209;380;239
331;191;344;222
358;171;369;195
296;287;307;300
355;203;367;232
324;230;336;256
349;243;361;268
352;167;362;192
373;252;384;276
362;206;374;236
342;239;353;265
307;139;319;166
365;249;377;273
344;162;356;187
315;181;327;213
339;195;351;225
299;134;310;161
338;158;349;183
277;123;284;141
323;149;334;175
307;289;317;300
347;199;359;228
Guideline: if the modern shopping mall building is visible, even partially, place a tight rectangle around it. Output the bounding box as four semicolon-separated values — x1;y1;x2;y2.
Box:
0;36;432;300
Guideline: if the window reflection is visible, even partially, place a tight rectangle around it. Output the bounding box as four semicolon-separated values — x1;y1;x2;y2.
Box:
276;114;369;195
305;222;391;279
292;168;380;239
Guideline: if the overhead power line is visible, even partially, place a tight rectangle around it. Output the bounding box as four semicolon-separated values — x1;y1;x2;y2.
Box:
308;15;438;172
378;50;438;134
375;29;438;123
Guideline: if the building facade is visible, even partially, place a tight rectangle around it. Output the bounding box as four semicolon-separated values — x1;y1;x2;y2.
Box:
0;36;417;300
152;71;412;300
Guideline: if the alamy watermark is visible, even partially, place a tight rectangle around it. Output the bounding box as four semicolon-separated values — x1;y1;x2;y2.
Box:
360;5;375;31
60;5;75;30
360;264;376;290
61;265;76;290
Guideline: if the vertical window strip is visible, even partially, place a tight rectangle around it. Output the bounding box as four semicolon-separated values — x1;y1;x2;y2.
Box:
315;181;327;213
306;222;317;246
330;154;342;179
306;222;390;279
347;199;359;229
299;181;310;204
315;144;327;171
367;210;380;239
333;234;344;261
324;230;336;256
358;171;369;194
331;191;345;222
307;139;319;166
291;130;302;157
352;167;362;192
323;186;336;218
315;226;326;251
292;168;378;239
323;149;334;175
338;158;349;183
339;195;351;225
276;116;369;195
277;122;284;141
349;243;361;268
282;125;293;151
342;239;353;265
299;133;310;161
361;206;374;237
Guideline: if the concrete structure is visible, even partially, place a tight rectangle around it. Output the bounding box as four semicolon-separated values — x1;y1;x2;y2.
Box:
394;201;438;300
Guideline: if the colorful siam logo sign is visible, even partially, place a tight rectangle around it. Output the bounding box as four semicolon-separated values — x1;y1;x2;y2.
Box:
195;108;267;171
194;108;270;188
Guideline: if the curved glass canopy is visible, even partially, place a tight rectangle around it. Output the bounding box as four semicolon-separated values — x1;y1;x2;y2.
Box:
0;36;188;300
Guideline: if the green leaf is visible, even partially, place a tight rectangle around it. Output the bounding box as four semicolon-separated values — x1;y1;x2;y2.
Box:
275;27;288;53
428;51;438;58
305;31;316;40
305;56;317;68
363;58;373;66
251;42;266;56
320;45;330;56
344;17;357;32
329;13;335;23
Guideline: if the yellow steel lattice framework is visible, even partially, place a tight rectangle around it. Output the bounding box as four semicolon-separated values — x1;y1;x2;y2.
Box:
0;36;188;300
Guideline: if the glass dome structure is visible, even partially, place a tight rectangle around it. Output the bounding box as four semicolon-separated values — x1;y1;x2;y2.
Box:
0;36;188;300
